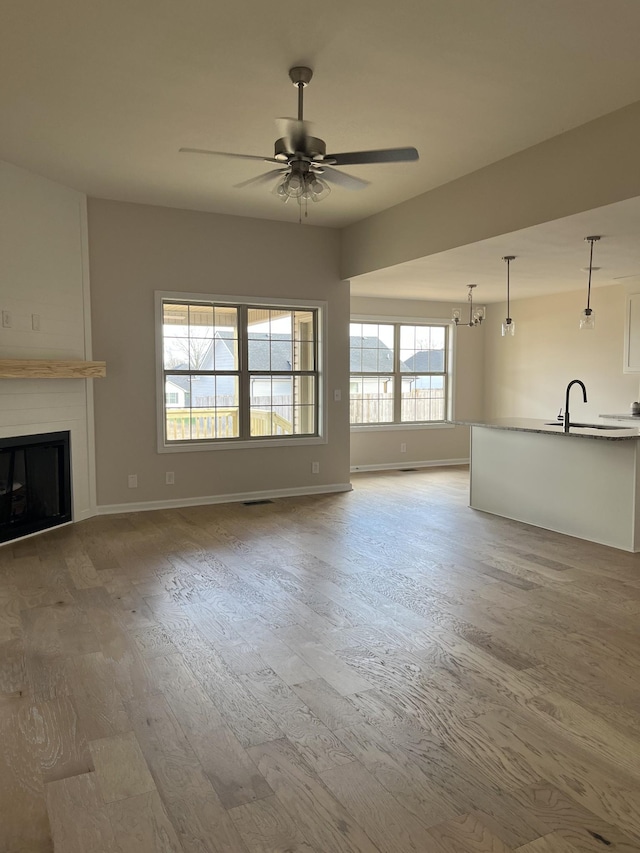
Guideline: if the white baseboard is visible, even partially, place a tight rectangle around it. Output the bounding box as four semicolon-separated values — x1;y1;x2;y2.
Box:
76;507;97;522
350;458;469;473
97;482;353;515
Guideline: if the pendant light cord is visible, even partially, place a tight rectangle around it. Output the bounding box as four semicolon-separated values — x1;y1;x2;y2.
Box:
502;255;515;324
586;238;594;311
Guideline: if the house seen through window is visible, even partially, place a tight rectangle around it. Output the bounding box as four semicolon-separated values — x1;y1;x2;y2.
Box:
161;300;318;443
350;321;448;424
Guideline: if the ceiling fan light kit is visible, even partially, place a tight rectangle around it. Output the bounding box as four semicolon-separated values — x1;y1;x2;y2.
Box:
180;66;419;217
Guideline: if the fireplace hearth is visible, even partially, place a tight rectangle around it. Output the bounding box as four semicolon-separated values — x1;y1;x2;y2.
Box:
0;431;71;544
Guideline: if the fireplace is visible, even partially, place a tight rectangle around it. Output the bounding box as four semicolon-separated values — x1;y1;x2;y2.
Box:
0;431;72;544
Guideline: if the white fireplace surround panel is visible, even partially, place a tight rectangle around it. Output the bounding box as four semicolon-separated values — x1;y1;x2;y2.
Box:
0;162;96;525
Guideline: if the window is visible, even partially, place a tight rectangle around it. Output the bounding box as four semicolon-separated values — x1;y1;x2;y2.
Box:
159;296;320;446
350;321;449;425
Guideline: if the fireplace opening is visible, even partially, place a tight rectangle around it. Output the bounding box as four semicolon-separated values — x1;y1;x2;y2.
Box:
0;431;71;544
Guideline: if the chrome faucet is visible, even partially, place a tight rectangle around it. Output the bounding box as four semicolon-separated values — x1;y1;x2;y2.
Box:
564;379;587;432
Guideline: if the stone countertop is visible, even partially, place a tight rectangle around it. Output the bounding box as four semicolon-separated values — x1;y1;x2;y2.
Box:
450;417;640;441
599;413;640;421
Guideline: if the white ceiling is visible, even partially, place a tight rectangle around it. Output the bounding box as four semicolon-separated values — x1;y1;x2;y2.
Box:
0;0;640;226
3;0;640;230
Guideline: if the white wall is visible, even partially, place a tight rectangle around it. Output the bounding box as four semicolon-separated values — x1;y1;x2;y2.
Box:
88;199;350;510
0;161;96;521
349;295;484;470
484;283;640;421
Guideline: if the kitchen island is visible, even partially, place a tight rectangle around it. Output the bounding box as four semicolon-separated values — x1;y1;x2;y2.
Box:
454;418;640;552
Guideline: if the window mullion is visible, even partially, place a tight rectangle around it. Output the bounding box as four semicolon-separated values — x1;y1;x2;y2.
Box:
446;325;451;420
239;305;250;440
314;309;320;434
393;324;401;423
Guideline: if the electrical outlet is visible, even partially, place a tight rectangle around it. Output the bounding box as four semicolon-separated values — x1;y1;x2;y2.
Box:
165;471;175;485
2;310;12;328
400;443;407;453
333;389;342;402
127;474;138;488
311;461;320;474
32;314;41;331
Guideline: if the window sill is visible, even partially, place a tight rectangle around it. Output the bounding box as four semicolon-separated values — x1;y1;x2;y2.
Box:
350;422;456;433
158;434;327;453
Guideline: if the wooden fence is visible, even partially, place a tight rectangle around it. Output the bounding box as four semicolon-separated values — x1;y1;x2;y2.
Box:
350;392;445;424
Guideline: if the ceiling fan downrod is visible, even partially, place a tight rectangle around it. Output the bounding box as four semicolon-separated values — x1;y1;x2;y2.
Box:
289;66;313;122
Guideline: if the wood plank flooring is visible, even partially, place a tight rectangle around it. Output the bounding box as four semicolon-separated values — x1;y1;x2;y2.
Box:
1;466;640;852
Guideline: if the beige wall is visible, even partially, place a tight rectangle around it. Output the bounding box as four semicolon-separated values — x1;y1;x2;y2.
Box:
484;284;640;421
349;295;484;470
0;161;96;520
88;199;349;509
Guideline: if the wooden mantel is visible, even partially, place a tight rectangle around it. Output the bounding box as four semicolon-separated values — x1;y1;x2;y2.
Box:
0;359;106;379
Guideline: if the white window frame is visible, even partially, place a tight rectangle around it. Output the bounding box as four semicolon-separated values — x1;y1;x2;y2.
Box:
349;314;456;432
155;291;327;452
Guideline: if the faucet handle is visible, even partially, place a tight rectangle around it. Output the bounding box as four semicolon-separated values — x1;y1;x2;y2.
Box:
557;407;563;421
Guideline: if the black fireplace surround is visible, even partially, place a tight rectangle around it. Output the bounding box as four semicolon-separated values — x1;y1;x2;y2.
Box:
0;431;72;544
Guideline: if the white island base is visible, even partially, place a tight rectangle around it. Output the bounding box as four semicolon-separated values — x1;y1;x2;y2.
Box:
470;426;640;552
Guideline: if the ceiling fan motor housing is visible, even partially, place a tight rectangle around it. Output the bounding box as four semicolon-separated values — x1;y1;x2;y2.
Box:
274;136;326;160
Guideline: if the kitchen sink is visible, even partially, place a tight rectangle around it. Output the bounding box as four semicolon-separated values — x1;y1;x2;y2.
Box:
544;422;630;430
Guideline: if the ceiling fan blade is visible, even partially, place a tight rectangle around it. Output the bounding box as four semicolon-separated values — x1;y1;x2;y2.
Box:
233;169;287;189
324;147;419;166
275;118;311;153
179;147;281;164
319;167;369;191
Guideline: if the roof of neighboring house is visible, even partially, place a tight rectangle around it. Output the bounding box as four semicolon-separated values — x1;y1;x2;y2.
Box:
165;373;190;392
167;333;445;381
166;331;295;379
216;330;294;371
245;333;293;371
349;336;394;372
401;350;445;372
349;337;444;373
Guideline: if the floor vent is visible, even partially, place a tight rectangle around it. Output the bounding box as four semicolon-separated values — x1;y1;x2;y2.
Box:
399;468;418;472
243;499;274;506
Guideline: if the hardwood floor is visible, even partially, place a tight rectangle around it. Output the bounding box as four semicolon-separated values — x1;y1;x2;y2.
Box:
1;466;640;852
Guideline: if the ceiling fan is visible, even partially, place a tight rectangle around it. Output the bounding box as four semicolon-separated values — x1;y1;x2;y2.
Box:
180;66;419;210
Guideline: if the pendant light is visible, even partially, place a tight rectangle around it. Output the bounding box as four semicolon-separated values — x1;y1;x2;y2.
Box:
580;236;600;330
452;284;485;327
501;255;516;337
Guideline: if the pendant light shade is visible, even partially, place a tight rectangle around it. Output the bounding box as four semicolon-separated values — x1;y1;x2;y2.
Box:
501;255;516;337
580;236;600;330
